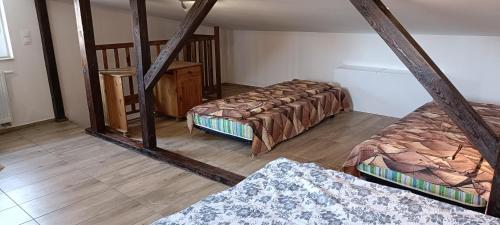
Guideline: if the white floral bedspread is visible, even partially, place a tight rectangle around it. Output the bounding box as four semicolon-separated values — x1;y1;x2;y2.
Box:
151;158;499;225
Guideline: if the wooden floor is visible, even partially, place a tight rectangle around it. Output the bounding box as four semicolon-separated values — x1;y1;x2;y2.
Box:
0;122;226;225
129;83;398;176
0;84;397;225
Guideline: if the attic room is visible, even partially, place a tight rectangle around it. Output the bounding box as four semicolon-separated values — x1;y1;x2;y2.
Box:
0;0;500;224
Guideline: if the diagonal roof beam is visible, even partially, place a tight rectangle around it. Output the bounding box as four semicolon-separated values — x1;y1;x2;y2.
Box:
350;0;499;167
144;0;218;91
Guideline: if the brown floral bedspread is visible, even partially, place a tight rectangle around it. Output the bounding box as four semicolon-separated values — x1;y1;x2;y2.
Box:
343;102;500;200
187;79;351;156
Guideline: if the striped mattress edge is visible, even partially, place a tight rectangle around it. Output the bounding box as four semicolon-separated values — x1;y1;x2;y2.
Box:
192;113;254;141
357;163;487;208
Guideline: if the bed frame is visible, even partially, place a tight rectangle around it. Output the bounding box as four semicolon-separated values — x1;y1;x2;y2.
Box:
71;0;500;217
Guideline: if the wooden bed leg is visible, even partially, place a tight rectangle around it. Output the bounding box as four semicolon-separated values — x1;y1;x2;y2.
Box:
487;144;500;217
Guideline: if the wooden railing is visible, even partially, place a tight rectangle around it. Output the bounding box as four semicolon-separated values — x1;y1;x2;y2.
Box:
95;28;222;106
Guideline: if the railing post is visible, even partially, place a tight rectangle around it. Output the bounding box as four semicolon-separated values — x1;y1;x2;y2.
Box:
214;26;222;99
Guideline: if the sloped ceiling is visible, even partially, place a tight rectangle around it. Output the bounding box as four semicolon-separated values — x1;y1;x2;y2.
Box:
83;0;500;36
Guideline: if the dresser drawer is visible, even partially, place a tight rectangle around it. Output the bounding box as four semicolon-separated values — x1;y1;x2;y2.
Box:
176;66;201;77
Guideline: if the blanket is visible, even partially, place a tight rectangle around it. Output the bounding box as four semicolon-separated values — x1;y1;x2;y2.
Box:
187;79;351;156
343;102;500;202
151;158;499;225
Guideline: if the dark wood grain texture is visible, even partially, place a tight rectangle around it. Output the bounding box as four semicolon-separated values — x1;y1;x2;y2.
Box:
143;0;218;91
73;0;105;132
350;0;499;166
34;0;67;121
95;33;219;100
130;0;156;148
85;128;245;186
351;0;500;217
488;144;500;216
214;26;222;98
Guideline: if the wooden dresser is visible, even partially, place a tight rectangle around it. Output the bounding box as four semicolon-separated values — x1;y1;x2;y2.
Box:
154;62;203;120
99;62;203;134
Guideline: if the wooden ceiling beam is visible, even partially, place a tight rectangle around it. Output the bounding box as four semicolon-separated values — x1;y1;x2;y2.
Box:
350;0;499;168
144;0;218;91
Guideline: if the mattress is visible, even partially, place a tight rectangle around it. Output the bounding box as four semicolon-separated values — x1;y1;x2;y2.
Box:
188;79;351;156
192;113;253;141
151;158;500;225
357;164;486;207
343;102;500;208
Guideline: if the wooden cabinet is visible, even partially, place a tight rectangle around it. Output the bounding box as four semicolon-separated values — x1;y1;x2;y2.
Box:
100;62;203;134
154;64;203;119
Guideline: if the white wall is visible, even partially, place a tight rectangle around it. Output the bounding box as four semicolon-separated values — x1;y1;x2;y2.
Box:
0;0;54;127
226;31;500;118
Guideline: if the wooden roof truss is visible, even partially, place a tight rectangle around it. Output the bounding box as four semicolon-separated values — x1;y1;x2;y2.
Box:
73;0;500;216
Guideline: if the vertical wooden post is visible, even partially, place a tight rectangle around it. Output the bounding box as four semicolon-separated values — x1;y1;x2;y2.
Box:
74;0;105;132
214;26;222;98
130;0;156;148
35;0;67;121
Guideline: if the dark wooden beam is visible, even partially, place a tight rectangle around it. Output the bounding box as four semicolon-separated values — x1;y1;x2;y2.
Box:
74;0;105;132
34;0;66;121
214;26;222;98
144;0;218;91
85;128;245;186
488;144;500;216
351;0;500;217
130;0;156;148
350;0;499;167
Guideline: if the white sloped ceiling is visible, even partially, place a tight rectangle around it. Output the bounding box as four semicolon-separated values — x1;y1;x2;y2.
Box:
79;0;500;35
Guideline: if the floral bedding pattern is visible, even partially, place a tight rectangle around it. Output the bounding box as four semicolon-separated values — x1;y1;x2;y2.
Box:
151;158;499;225
343;102;500;202
187;79;351;156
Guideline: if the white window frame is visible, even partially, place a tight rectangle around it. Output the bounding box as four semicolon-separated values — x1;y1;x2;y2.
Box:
0;0;13;60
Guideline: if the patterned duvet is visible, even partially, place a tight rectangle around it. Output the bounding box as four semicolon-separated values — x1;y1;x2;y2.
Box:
187;79;351;156
343;102;500;207
151;158;499;225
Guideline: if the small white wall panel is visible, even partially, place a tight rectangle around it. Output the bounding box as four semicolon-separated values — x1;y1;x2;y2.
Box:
0;72;12;124
335;65;432;118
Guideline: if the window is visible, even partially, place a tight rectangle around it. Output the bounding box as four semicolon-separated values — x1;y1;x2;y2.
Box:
0;0;12;60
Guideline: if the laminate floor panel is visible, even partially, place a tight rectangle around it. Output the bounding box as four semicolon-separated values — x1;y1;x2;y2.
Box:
0;84;397;224
0;122;226;225
128;84;398;176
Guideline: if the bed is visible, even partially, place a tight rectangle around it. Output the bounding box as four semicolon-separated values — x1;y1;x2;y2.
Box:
343;102;500;209
151;158;499;225
187;79;351;156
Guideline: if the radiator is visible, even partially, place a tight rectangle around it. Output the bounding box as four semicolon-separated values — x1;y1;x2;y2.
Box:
0;71;12;124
